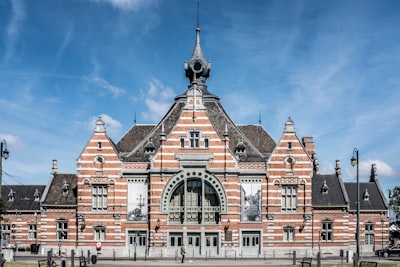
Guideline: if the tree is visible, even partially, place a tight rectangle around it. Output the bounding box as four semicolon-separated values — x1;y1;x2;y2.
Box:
389;186;400;224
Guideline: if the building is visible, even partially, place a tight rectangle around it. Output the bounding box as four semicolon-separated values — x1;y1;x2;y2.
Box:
1;25;389;258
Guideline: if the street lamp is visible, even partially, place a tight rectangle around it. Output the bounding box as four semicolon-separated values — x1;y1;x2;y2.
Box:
0;139;10;255
351;148;360;267
0;139;10;196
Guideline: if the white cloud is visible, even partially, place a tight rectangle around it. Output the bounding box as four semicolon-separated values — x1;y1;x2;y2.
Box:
141;79;175;122
359;159;396;178
86;76;126;98
0;134;23;151
4;0;26;62
90;0;152;11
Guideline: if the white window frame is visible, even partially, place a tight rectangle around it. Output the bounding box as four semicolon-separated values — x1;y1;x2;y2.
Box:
281;185;297;211
92;184;108;211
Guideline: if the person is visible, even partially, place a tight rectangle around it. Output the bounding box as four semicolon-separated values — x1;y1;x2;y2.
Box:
180;245;186;263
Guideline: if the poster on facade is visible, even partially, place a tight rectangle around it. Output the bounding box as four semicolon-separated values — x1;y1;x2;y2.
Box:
240;183;261;221
127;182;147;221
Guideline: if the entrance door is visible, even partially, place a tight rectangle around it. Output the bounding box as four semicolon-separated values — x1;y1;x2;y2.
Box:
365;233;375;252
242;231;260;256
128;231;147;257
205;233;219;256
187;233;201;256
169;233;183;257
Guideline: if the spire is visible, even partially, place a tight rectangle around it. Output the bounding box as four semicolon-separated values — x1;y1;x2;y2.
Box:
184;7;211;87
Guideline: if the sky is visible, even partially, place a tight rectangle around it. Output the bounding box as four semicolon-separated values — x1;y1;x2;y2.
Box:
0;0;399;204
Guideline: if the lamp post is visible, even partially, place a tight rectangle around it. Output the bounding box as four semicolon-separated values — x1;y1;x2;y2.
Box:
351;148;360;267
0;139;10;256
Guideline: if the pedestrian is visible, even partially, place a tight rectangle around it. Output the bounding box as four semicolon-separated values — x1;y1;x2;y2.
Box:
181;245;186;263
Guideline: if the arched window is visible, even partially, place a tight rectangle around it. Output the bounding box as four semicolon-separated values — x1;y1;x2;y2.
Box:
168;178;220;224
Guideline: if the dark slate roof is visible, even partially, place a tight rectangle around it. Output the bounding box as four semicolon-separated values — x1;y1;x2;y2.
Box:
1;185;45;211
344;181;388;211
42;173;77;206
312;173;349;208
116;96;276;163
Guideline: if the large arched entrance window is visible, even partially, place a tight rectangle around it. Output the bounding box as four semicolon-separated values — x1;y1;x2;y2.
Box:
162;169;227;224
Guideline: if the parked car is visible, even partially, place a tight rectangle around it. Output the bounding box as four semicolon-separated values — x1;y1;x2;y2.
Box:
375;244;400;257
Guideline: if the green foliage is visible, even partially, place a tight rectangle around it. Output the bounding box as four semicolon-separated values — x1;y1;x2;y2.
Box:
389;186;400;224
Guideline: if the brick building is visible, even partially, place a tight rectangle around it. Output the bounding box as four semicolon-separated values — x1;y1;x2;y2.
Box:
1;26;389;258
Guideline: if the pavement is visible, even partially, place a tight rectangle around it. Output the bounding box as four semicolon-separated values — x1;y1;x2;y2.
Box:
13;255;400;267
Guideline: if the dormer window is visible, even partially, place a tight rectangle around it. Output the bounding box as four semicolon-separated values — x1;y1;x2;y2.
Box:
34;188;41;202
363;189;370;201
144;139;156;156
321;180;329;194
8;189;15;202
62;182;70;196
235;138;246;156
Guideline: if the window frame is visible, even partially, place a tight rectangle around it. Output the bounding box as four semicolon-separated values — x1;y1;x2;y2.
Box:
321;220;333;241
281;185;297;212
92;184;108;211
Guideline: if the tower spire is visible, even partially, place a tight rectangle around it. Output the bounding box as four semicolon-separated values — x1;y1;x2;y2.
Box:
184;2;211;87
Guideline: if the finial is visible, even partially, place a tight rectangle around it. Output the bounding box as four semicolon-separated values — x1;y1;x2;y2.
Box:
196;1;200;28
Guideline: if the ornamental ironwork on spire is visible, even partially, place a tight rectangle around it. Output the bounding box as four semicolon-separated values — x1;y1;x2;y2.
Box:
184;27;211;86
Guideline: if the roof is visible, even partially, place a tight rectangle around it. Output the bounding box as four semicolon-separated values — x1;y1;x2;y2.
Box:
42;173;77;206
116;97;276;163
1;185;45;211
344;181;388;211
312;173;349;208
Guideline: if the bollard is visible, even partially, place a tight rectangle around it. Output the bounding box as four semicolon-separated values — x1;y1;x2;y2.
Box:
317;252;321;267
292;250;296;265
71;249;75;267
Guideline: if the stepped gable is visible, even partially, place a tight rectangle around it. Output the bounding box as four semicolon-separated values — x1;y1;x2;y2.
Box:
312;173;349;208
42;173;77;206
2;185;45;211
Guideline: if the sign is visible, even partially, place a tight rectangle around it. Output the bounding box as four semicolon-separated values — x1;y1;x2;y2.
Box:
58;242;61;248
96;242;102;250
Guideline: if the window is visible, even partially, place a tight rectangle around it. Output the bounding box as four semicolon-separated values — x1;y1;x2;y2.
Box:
204;138;209;148
92;184;108;211
168;178;220;224
365;223;374;232
288;142;292;150
180;138;185;148
97;142;102;150
189;131;200;148
1;224;11;245
321;220;333;241
28;224;37;240
281;185;297;211
283;227;295;242
94;226;105;241
57;220;68;240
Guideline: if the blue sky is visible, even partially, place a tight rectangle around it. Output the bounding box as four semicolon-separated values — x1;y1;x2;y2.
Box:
0;0;399;200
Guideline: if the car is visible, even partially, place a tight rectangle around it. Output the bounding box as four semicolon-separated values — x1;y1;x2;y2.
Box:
375;244;400;257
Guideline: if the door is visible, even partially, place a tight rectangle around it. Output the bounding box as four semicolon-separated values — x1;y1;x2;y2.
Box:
205;233;219;256
242;231;260;256
128;231;147;257
364;233;374;252
169;233;183;257
187;233;201;256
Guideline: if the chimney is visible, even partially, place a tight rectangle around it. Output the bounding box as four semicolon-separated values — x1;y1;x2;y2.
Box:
335;160;341;176
302;137;315;158
52;159;58;174
370;164;377;182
